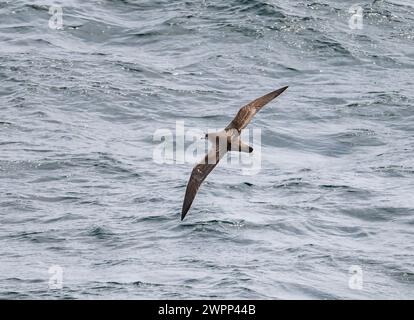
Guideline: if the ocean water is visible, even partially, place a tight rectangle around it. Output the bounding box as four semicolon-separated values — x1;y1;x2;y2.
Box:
1;0;414;299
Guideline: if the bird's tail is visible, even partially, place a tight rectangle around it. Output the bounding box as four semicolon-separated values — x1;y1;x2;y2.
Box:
229;140;253;153
239;140;253;153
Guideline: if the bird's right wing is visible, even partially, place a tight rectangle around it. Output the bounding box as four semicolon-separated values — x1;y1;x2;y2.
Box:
225;86;288;131
181;142;227;220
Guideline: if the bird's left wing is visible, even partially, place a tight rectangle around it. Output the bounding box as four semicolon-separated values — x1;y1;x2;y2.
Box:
181;142;227;220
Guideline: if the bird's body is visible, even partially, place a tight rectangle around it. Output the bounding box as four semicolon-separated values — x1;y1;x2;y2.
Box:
181;86;288;220
205;128;251;153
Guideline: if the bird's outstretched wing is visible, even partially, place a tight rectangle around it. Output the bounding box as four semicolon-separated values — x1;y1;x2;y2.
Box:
225;86;288;131
181;142;227;220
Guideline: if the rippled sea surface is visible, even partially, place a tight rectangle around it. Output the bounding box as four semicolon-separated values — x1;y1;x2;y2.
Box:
1;0;414;299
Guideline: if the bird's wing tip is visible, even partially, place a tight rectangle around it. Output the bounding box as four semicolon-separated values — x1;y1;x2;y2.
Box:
181;210;187;221
271;86;289;96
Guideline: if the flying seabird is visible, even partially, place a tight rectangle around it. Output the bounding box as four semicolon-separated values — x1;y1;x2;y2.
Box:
181;86;288;220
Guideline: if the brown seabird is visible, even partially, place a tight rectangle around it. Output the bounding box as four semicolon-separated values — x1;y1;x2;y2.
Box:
181;86;288;220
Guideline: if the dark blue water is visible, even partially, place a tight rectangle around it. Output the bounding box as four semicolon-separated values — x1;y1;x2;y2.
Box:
1;0;413;299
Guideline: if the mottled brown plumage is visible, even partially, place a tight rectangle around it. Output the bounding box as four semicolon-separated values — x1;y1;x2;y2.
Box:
181;86;288;220
226;86;288;131
181;142;227;220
